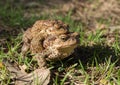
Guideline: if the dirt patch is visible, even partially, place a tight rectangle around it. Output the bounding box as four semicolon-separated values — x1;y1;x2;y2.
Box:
21;0;120;29
66;0;120;28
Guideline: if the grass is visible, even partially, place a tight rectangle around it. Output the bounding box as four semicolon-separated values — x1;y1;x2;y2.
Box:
0;1;120;85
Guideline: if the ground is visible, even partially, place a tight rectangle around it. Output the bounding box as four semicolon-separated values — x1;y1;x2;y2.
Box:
0;0;120;85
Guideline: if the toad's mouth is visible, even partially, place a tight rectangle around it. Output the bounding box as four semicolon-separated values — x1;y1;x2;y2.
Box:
57;44;78;55
57;43;78;50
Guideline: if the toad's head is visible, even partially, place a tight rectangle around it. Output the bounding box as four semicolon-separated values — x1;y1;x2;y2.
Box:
43;32;80;57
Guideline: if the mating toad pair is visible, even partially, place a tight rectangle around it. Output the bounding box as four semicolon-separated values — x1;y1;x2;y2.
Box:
22;20;79;68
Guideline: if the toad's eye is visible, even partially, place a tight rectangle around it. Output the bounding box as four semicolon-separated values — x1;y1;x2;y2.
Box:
60;35;67;41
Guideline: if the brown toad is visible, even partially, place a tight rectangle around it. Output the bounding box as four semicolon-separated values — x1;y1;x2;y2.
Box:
22;20;69;55
34;32;79;68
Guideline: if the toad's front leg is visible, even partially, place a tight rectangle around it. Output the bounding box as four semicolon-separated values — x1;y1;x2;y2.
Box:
34;54;47;68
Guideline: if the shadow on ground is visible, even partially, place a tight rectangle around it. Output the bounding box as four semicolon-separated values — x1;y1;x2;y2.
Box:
52;44;119;69
74;44;119;66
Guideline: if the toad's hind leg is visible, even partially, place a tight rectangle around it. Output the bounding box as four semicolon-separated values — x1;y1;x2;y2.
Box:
21;43;30;57
30;35;45;54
